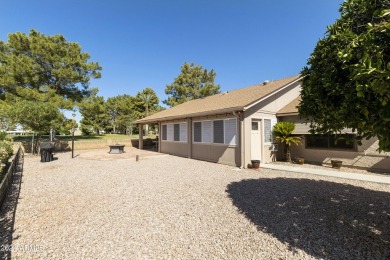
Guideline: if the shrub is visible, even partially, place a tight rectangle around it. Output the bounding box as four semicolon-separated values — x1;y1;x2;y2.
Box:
0;140;13;164
273;122;302;162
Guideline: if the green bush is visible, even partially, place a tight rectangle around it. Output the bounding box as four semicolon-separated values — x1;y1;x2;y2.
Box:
273;122;301;162
0;132;14;164
0;140;13;164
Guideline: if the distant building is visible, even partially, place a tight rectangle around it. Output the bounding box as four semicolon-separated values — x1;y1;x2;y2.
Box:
6;130;32;136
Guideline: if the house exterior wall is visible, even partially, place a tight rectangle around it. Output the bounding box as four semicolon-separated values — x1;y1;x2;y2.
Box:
160;141;189;157
289;137;390;172
192;144;240;166
279;115;390;172
242;81;301;167
278;115;311;134
159;114;241;167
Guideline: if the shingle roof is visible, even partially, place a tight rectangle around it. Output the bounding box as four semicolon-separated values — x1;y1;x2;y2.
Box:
136;75;302;123
277;96;301;116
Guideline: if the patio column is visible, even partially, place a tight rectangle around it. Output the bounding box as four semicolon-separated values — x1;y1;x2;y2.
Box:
187;118;192;159
138;124;143;149
158;122;161;153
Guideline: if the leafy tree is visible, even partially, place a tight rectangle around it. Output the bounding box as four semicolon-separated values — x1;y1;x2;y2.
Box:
10;99;64;135
58;119;78;135
299;0;390;152
164;62;220;107
79;91;109;135
106;96;123;134
1;88;66;135
273;122;301;162
106;94;137;134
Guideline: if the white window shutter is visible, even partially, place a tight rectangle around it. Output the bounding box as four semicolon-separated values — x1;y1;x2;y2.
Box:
167;124;174;141
224;119;237;145
202;121;212;143
180;122;187;142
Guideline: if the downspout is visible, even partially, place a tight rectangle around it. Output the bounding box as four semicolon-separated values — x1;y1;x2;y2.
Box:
233;111;244;169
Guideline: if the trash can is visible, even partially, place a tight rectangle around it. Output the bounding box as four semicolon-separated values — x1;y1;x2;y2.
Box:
40;142;54;162
251;160;260;169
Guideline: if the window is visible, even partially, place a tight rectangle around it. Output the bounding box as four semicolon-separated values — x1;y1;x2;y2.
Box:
213;120;224;144
202;121;212;143
161;122;188;142
193;119;237;145
162;125;167;140
167;124;174;141
194;122;202;142
306;134;354;150
251;122;258;130
174;124;180;141
180;122;187;142
264;119;272;143
224;119;237;145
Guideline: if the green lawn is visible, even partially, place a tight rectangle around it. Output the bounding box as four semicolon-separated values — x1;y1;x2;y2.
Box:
11;134;157;142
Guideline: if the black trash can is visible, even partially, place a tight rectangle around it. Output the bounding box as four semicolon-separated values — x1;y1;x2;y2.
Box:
40;142;54;162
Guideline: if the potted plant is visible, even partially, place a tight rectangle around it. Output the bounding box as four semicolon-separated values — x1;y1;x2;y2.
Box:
251;160;260;169
331;160;343;169
295;157;305;165
273;122;302;162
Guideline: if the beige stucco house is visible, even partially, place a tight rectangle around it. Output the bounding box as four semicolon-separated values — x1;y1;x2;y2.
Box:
136;75;389;172
277;97;390;172
136;75;302;168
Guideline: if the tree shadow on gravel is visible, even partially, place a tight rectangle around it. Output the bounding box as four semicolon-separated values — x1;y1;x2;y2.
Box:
0;159;24;260
226;178;390;259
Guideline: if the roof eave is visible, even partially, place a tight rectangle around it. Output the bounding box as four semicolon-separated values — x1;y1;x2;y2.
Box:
243;77;303;111
276;112;299;117
135;106;244;124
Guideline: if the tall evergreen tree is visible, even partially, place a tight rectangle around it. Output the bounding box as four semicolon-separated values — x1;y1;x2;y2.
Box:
79;90;109;135
0;29;101;134
164;62;220;107
0;29;102;104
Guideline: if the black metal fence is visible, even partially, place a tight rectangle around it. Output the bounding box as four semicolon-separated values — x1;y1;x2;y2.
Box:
0;147;24;209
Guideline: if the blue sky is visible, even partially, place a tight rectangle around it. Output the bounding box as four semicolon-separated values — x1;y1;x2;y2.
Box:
1;0;342;108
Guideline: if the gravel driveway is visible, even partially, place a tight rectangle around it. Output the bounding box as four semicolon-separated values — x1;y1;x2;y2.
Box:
1;152;389;259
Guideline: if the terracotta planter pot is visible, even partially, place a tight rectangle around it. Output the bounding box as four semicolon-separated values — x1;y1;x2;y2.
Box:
251;160;260;169
331;160;342;169
295;157;304;165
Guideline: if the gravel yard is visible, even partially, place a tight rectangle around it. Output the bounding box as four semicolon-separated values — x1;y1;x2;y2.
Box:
1;152;389;259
